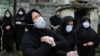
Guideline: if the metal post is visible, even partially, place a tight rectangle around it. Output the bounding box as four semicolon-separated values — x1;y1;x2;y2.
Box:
14;0;17;19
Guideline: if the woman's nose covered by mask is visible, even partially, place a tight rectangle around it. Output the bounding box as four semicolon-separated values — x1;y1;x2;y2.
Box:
34;17;46;29
19;11;23;15
82;22;90;28
66;25;73;33
6;14;10;17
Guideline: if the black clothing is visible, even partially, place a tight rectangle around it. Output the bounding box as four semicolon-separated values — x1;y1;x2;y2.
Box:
55;16;76;52
14;8;26;51
0;20;2;51
22;28;70;56
50;15;62;26
50;15;62;30
76;16;99;56
2;10;14;52
22;9;70;56
77;28;99;56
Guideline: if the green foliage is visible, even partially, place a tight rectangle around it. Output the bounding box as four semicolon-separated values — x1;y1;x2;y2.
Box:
96;45;100;53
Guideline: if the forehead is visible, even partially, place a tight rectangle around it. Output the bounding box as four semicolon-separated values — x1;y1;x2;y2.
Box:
85;19;89;22
32;12;40;16
67;20;74;25
18;9;24;12
68;21;74;23
6;11;10;13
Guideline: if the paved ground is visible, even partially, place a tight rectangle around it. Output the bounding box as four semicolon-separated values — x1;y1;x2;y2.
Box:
0;51;100;56
0;50;22;56
0;43;99;56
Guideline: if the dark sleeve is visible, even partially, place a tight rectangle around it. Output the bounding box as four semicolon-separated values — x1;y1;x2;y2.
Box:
16;17;26;26
76;29;84;46
56;51;66;56
11;18;15;28
52;31;70;50
2;18;6;29
10;17;15;29
21;16;26;26
93;34;100;47
53;32;69;56
0;20;2;26
49;16;54;25
22;33;52;56
48;30;71;56
71;45;76;51
71;31;77;51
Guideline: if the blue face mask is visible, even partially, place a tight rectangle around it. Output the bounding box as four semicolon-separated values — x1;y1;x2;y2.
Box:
82;22;90;28
34;17;46;29
66;25;73;33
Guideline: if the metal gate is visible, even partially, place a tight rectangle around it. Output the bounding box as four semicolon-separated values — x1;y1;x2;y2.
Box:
0;0;14;18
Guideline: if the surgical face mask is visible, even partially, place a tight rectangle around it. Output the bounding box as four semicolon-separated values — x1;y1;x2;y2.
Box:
6;14;10;17
82;22;90;28
19;11;23;15
66;25;73;33
34;17;46;29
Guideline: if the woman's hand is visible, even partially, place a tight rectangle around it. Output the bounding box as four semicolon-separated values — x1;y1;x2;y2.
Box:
6;26;10;30
67;51;78;56
87;42;94;46
16;21;22;24
83;43;87;46
41;36;56;47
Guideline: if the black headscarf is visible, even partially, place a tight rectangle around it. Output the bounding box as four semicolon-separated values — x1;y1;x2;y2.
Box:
58;16;76;33
16;8;26;18
2;10;14;28
55;16;77;51
80;16;91;28
2;10;13;24
3;10;13;19
24;9;41;30
77;16;99;47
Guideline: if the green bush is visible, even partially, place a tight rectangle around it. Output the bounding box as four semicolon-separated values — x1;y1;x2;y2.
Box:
96;45;100;53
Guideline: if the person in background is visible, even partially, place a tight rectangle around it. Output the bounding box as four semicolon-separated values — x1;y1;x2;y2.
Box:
50;11;62;30
2;10;14;55
0;19;2;51
14;8;26;52
55;16;78;56
22;9;70;56
76;16;99;56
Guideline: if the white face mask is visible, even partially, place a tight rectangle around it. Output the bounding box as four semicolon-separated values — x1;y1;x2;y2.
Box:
82;22;90;28
66;25;73;33
19;11;23;15
6;14;10;17
34;17;46;29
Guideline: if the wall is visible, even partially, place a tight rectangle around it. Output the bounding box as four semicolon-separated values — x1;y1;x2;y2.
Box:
60;8;99;32
60;9;75;18
90;9;99;32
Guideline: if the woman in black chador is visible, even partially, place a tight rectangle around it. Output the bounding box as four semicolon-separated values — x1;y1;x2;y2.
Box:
76;16;99;56
22;9;71;56
2;10;14;53
55;16;77;56
50;11;62;30
0;19;2;51
15;8;26;51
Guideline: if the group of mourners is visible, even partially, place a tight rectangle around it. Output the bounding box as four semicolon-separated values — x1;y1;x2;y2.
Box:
0;8;99;56
0;8;26;55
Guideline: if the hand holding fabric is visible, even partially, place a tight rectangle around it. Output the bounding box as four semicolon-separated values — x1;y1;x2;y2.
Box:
6;26;10;30
16;21;22;24
67;51;78;56
87;42;94;46
41;36;56;47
